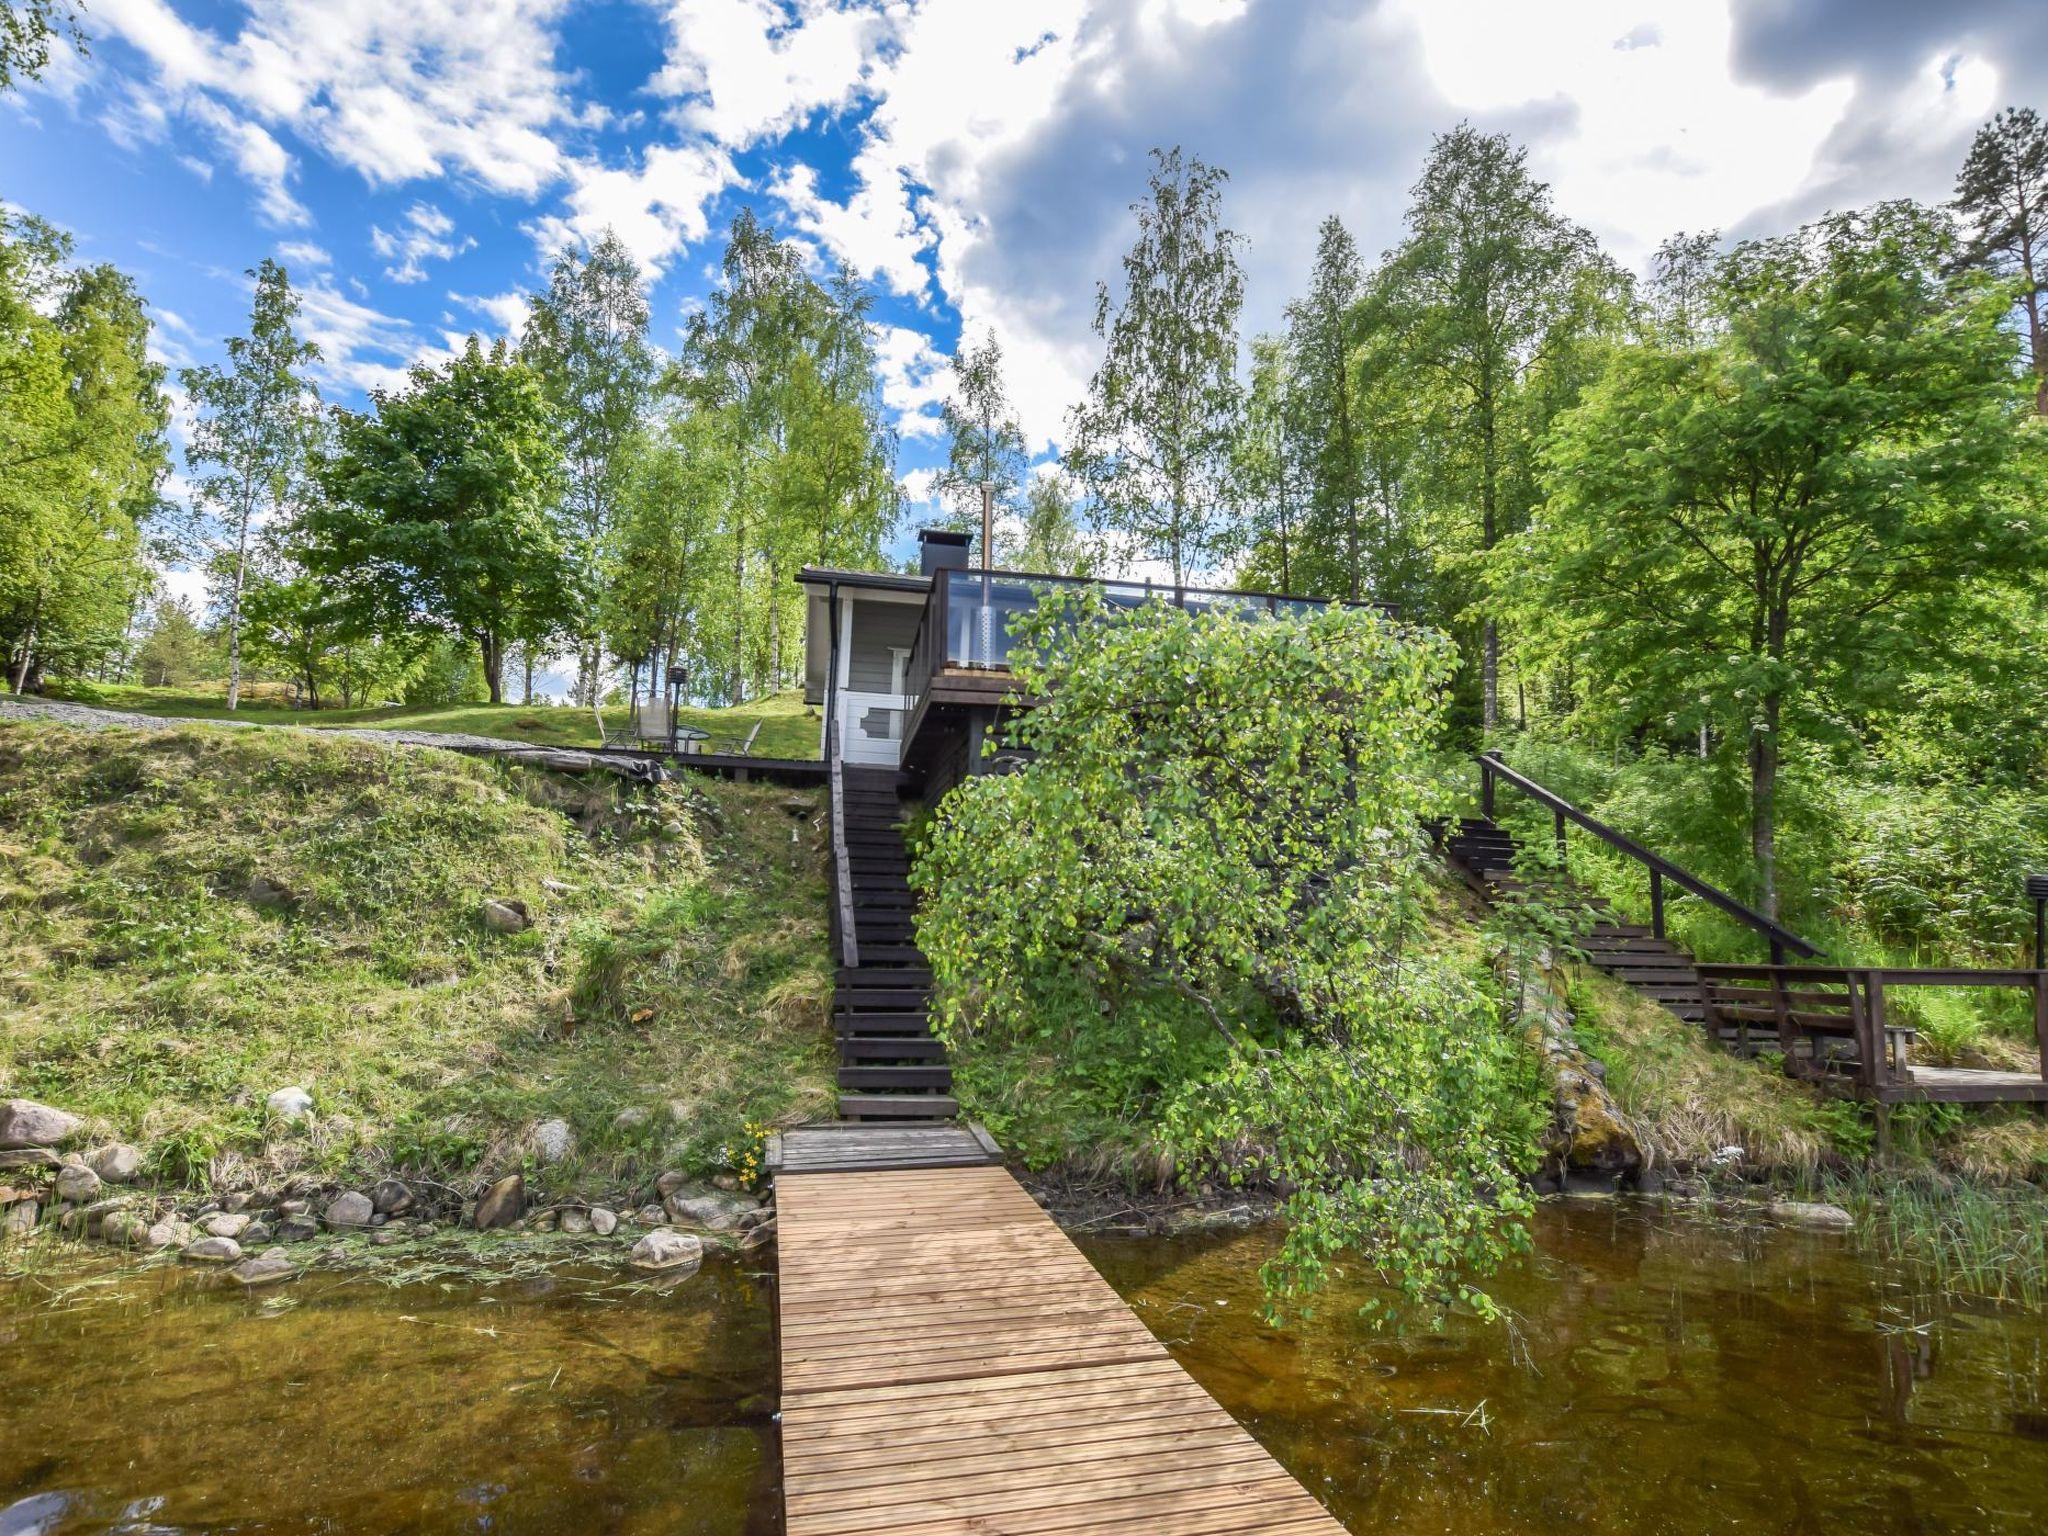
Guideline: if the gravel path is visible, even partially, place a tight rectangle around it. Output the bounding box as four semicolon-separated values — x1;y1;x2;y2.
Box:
0;695;664;779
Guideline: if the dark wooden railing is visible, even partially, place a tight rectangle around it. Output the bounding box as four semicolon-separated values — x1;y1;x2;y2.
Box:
1478;751;1821;964
1697;964;2048;1098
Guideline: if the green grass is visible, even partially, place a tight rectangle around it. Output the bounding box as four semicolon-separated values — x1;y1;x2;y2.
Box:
0;719;833;1195
39;681;825;760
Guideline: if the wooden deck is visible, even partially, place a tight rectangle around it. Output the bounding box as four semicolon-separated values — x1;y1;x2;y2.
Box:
775;1159;1348;1535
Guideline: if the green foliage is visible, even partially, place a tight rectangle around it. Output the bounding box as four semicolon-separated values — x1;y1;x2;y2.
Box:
0;211;170;691
0;720;833;1190
133;597;221;688
1507;200;2046;916
934;326;1029;555
1066;147;1245;586
914;597;1543;1322
0;0;83;91
304;337;572;704
1952;105;2047;410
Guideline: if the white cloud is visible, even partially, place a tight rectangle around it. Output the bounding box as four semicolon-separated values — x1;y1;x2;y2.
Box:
451;289;534;337
275;240;333;269
370;201;475;283
90;0;584;221
294;276;419;394
874;323;950;438
529;143;739;275
650;0;895;147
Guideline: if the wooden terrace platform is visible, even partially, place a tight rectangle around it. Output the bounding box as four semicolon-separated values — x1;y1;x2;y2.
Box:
773;1129;1348;1535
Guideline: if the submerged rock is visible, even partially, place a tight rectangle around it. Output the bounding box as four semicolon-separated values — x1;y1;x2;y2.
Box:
0;1099;80;1150
1769;1201;1854;1231
628;1228;703;1273
230;1250;296;1287
473;1175;524;1230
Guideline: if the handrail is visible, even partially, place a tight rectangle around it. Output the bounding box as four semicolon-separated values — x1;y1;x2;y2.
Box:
827;711;859;970
1479;750;1821;963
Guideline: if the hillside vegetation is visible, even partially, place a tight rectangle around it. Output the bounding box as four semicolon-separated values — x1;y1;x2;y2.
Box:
0;721;832;1192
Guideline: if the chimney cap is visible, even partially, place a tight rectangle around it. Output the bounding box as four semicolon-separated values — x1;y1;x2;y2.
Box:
917;527;970;547
2027;873;2048;900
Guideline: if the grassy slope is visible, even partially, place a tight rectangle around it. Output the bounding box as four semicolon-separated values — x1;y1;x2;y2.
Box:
39;682;824;760
0;721;833;1193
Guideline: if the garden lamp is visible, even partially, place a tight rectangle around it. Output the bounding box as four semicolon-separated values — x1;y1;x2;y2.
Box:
2028;873;2048;971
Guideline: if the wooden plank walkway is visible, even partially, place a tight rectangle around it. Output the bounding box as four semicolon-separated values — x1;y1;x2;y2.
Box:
775;1159;1349;1535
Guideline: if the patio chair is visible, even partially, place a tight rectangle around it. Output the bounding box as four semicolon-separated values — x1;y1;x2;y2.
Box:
633;698;674;751
595;700;636;749
708;720;763;757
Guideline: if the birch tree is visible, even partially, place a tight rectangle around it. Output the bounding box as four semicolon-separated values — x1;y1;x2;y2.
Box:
1067;147;1245;587
1954;106;2048;414
934;327;1028;560
181;260;320;710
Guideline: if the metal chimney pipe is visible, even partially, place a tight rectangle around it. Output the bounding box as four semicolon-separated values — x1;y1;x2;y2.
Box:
980;483;994;571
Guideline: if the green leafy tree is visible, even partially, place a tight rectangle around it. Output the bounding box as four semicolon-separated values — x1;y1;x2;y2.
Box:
0;214;170;691
1286;215;1370;596
1373;124;1617;729
304;338;571;703
1012;470;1095;576
521;230;656;700
914;597;1542;1320
1508;202;2043;918
1;0;83;91
1954;106;2048;413
132;595;218;687
1229;334;1303;591
1067;147;1245;586
180;260;321;710
933;327;1028;560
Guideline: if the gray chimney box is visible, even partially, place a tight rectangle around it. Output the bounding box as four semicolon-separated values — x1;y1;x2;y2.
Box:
918;527;972;576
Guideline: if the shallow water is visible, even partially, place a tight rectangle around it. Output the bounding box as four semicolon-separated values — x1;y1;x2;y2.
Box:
4;1204;2046;1534
1082;1200;2048;1535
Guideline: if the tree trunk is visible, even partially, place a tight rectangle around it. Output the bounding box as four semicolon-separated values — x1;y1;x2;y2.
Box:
1479;386;1500;732
523;650;536;706
481;633;504;705
225;505;251;711
1748;696;1780;922
10;609;35;694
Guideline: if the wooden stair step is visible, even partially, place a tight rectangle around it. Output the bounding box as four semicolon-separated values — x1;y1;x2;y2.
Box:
838;1036;947;1061
833;988;932;1012
837;1093;959;1121
1598;968;1701;988
835;1012;932;1035
837;1065;954;1091
839;966;933;987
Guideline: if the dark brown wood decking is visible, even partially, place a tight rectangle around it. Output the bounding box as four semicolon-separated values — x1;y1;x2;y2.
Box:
773;1138;1349;1536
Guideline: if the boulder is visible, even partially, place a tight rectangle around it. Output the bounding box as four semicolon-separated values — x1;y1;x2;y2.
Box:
80;1196;134;1236
529;1118;575;1165
266;1087;314;1123
184;1235;243;1264
664;1191;753;1232
473;1174;524;1230
0;1099;79;1150
230;1250;296;1287
371;1228;404;1246
87;1144;144;1184
737;1219;776;1253
635;1204;667;1225
241;1220;274;1245
1769;1200;1855;1231
141;1220;184;1252
655;1170;693;1197
203;1212;251;1240
369;1179;413;1215
590;1206;619;1237
275;1215;320;1243
246;875;297;910
323;1192;374;1229
53;1164;102;1204
628;1228;704;1273
481;898;531;934
0;1148;60;1171
559;1208;592;1236
3;1200;39;1236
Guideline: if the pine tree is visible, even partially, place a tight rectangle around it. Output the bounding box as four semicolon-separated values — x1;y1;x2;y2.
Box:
1954;107;2048;413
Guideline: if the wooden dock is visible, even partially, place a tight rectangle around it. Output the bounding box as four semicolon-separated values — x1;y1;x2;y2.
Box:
773;1128;1348;1535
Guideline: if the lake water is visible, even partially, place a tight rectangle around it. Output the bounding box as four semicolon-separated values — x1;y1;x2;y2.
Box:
4;1202;2044;1534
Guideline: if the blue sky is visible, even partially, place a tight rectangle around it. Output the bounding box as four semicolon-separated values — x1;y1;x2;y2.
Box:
5;0;2042;602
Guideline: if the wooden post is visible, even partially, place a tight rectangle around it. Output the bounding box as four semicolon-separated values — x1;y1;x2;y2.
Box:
1865;970;1889;1091
2033;970;2048;1089
1650;868;1665;941
1771;967;1797;1077
1553;807;1567;864
1480;757;1495;820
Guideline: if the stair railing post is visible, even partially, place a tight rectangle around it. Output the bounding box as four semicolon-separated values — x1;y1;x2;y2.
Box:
1480;755;1495;820
1553;807;1567;866
1650;868;1665;941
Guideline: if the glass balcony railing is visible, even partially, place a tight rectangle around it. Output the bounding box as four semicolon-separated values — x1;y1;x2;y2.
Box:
902;567;1347;732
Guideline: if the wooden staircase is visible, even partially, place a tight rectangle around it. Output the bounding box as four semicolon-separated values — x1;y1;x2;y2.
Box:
1441;815;1709;1027
833;767;957;1122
